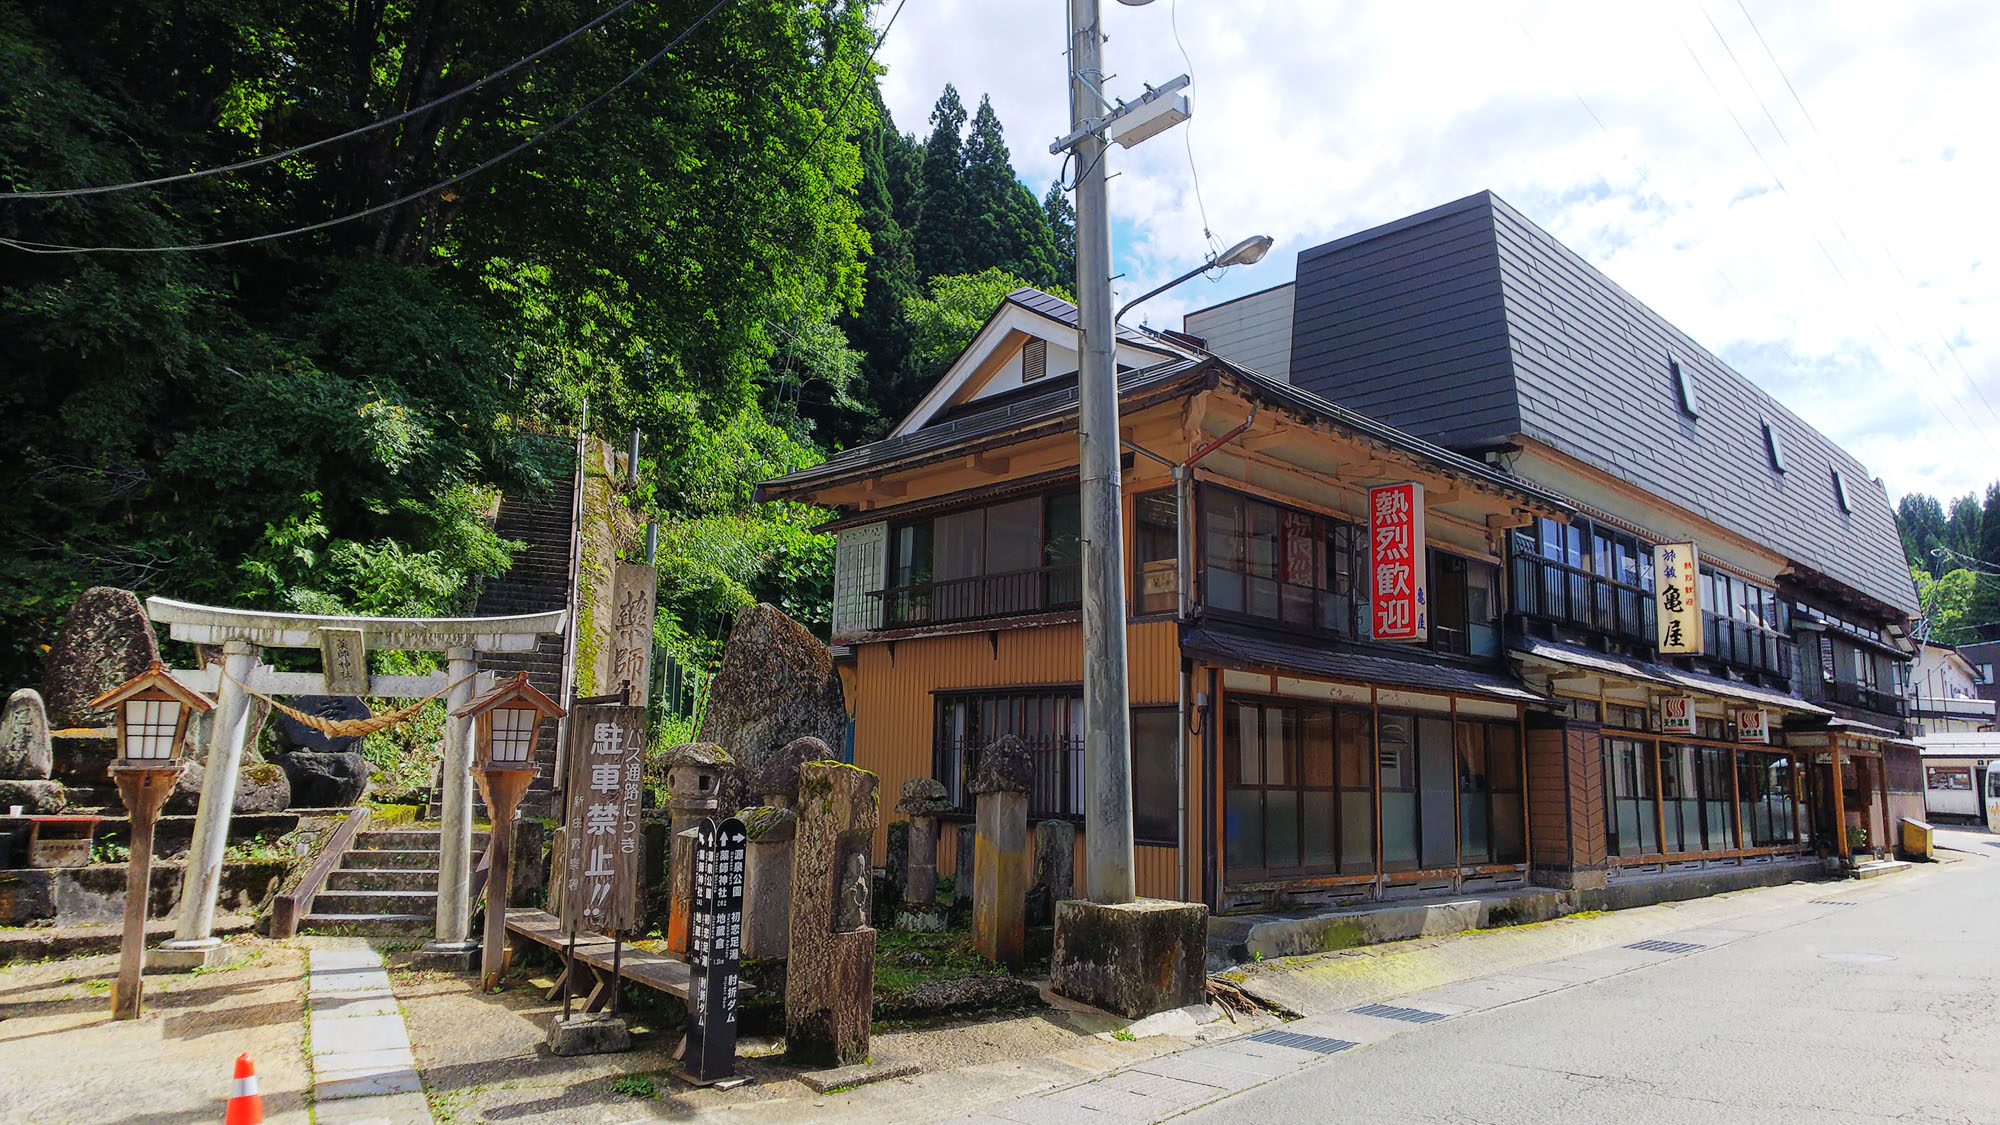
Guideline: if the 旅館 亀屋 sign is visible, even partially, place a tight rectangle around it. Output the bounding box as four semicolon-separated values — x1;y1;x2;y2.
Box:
1653;543;1703;654
1369;483;1427;642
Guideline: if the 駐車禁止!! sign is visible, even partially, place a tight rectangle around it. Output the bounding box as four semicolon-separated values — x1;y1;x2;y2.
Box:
1369;483;1427;643
560;704;646;933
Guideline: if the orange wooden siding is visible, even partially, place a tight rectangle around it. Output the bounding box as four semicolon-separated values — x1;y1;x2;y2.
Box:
853;619;1186;897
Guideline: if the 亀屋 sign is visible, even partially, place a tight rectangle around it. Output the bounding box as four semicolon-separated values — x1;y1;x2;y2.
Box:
1369;483;1427;642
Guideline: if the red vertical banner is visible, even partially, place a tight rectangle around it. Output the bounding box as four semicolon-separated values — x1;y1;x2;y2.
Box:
1369;482;1428;642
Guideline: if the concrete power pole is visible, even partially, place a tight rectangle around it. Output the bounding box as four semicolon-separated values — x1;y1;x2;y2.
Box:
1068;0;1137;905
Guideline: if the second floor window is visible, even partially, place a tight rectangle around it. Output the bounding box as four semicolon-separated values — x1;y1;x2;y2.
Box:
884;493;1081;626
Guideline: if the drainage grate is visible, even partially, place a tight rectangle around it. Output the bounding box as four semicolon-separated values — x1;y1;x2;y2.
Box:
1626;939;1707;954
1248;1029;1358;1055
1809;900;1860;907
1349;1003;1450;1024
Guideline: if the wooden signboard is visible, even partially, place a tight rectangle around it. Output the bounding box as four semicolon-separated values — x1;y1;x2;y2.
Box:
559;704;647;933
608;564;658;710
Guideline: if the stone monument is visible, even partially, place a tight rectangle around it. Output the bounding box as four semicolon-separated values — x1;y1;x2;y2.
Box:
738;804;798;960
0;689;53;780
784;761;878;1068
699;605;846;793
40;587;160;729
969;735;1032;969
894;777;952;931
1030;819;1077;927
274;695;372;807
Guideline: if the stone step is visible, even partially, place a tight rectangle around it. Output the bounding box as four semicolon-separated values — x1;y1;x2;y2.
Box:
300;913;435;938
343;848;441;871
356;829;487;850
325;868;437;893
313;889;438;916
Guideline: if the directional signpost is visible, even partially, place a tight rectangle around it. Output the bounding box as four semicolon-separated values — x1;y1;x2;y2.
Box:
679;816;749;1088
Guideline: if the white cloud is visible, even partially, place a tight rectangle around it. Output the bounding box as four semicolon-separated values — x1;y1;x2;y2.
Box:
877;0;2000;502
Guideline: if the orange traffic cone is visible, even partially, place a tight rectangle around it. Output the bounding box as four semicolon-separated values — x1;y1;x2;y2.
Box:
224;1053;263;1125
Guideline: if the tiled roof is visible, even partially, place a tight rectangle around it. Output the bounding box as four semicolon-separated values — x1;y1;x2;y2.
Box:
1181;621;1547;705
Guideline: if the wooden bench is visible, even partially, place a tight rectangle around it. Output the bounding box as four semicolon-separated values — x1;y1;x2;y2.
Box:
505;908;730;1013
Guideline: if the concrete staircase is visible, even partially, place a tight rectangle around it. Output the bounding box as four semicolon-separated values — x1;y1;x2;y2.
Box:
302;826;487;937
427;436;580;821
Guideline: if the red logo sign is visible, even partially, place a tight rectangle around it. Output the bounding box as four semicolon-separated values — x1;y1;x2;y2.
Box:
1369;483;1427;642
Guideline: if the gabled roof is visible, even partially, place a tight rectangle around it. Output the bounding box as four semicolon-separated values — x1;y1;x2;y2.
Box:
1288;190;1919;619
760;350;1575;516
887;288;1190;437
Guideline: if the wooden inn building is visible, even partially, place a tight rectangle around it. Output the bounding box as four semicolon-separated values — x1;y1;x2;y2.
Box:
761;191;1923;917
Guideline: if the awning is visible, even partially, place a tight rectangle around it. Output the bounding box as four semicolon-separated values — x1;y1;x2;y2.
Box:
1513;638;1831;718
1182;622;1547;705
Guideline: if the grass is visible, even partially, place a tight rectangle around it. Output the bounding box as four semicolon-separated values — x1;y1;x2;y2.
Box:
610;1074;658;1099
872;929;1007;995
81;977;111;995
1110;1028;1135;1041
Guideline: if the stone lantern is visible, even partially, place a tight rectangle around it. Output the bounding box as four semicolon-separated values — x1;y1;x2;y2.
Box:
453;672;564;988
90;660;213;1020
661;742;734;953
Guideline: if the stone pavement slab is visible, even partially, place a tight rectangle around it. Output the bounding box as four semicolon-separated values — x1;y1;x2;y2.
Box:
306;942;432;1118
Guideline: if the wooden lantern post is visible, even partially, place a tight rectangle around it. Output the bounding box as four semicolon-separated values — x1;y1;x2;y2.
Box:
90;660;213;1020
454;673;565;989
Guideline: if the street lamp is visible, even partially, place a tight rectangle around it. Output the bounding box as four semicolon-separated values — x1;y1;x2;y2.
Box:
91;659;213;1019
1115;235;1275;325
454;672;565;987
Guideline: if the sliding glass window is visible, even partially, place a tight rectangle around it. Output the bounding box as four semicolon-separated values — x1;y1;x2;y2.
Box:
1456;720;1525;864
1605;738;1659;857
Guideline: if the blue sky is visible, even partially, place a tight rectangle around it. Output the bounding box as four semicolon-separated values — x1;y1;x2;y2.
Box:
878;0;2000;503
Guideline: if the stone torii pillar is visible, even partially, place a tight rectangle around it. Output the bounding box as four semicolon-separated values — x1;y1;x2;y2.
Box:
422;645;481;967
151;639;255;969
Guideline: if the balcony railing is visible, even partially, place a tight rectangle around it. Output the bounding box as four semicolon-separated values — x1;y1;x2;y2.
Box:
873;562;1082;629
1813;678;1909;718
1509;553;1652;645
1701;613;1796;679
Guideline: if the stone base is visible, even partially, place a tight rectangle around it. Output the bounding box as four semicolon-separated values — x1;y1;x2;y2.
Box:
893;905;950;932
548;1014;632;1056
411;942;478;972
1052;898;1208;1019
147;940;227;971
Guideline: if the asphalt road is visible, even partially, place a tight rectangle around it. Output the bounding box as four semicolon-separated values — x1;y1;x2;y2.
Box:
1181;842;2000;1124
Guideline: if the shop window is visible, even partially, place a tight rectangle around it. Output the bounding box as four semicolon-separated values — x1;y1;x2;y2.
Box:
1738;750;1798;846
1131;708;1180;844
1224;698;1375;877
1133;491;1179;616
1605;738;1659;857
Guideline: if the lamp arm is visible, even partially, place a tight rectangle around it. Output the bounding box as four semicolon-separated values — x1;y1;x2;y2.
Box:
1114;259;1214;325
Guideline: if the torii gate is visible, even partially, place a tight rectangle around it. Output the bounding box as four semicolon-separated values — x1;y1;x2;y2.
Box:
142;597;567;969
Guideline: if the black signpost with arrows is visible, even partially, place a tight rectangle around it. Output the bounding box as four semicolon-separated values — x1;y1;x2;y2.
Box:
679;815;749;1088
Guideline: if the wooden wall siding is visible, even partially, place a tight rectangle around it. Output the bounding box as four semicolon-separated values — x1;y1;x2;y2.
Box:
1566;724;1608;868
934;828;1182;902
1525;726;1571;868
853;618;1183;886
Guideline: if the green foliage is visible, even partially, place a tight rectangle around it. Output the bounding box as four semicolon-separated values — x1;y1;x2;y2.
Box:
0;1;885;687
361;701;448;805
654;504;833;667
906;267;1068;382
609;1075;658;1099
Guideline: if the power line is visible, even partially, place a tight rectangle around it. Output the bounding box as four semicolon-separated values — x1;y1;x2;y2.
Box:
0;0;648;201
0;0;733;255
1728;0;2000;426
1665;11;1989;446
1169;0;1220;256
795;0;906;163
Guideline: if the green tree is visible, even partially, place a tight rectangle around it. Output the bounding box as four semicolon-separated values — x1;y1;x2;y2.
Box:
1044;180;1078;287
913;84;970;277
1897;493;1948;574
1914;565;1984;645
1945;493;1983;564
904;267;1070;383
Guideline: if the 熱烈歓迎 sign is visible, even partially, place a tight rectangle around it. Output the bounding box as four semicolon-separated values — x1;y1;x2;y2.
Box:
1369;483;1427;643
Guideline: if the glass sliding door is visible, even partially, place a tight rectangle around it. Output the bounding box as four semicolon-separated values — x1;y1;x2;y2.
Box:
1379;714;1419;871
1418;716;1457;870
1605;738;1659;857
1223;697;1378;880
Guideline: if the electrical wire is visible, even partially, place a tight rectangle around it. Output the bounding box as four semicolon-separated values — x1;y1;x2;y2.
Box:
1169;0;1220;257
795;0;906;164
0;0;733;254
1727;0;2000;428
0;0;648;201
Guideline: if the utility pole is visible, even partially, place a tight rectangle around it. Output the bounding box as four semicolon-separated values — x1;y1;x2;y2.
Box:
1068;0;1135;904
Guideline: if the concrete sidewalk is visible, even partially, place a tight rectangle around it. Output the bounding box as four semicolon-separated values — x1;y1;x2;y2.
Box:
306;940;433;1125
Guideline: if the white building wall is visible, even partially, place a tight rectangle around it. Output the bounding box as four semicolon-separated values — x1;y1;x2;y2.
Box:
1184;283;1295;382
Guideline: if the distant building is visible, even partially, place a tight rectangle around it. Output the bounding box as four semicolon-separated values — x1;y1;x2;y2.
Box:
1909;643;1997;734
